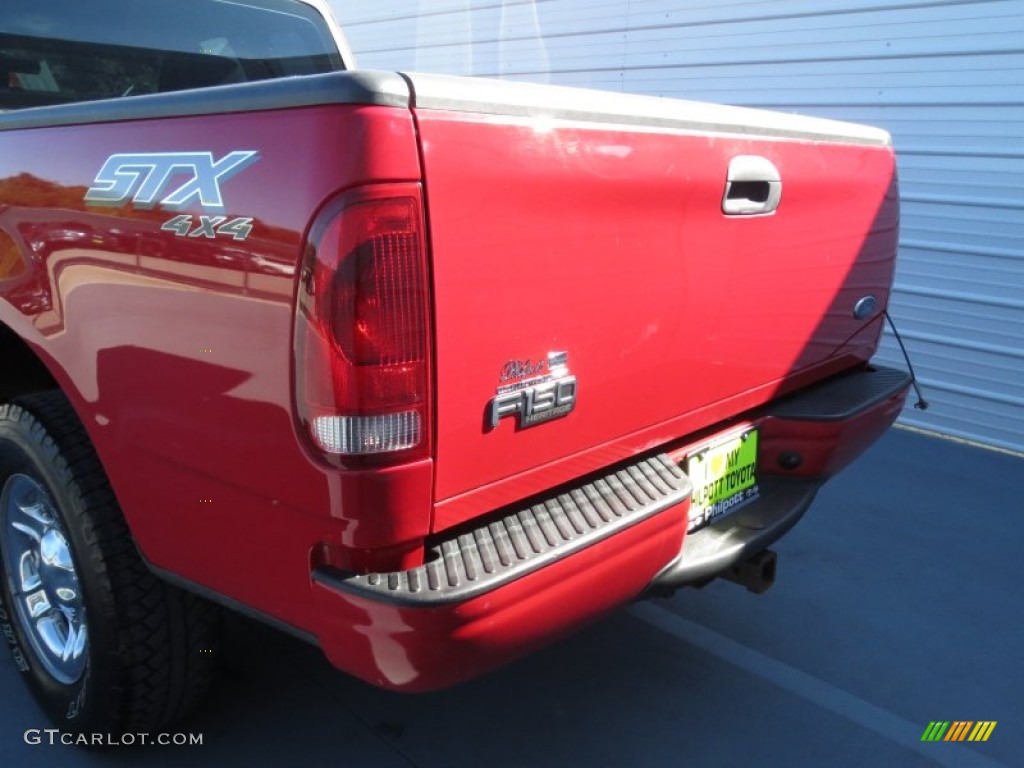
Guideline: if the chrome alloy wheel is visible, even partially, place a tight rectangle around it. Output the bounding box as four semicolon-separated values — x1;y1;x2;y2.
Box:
1;473;88;684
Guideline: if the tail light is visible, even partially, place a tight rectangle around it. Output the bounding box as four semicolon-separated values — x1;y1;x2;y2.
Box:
294;183;432;467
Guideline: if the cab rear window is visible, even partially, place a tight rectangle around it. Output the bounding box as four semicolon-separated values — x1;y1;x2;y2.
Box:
1;0;343;110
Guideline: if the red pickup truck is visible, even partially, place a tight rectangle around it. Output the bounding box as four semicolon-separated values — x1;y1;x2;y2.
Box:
0;0;909;735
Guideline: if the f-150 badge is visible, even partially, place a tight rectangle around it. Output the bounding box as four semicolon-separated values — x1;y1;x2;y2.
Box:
488;351;577;431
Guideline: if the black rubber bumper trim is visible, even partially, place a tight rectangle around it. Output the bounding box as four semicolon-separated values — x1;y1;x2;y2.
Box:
646;365;910;591
767;365;911;421
313;454;692;607
645;477;822;591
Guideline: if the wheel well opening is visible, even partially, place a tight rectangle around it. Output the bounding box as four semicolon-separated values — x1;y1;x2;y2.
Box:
0;323;59;401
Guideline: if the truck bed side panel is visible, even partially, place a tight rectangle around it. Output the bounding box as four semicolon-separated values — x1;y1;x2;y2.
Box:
0;101;422;629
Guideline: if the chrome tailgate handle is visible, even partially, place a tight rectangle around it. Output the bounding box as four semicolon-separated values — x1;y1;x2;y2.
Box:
722;155;782;216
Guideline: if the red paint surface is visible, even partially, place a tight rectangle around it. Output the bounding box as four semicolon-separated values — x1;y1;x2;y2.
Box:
313;496;690;691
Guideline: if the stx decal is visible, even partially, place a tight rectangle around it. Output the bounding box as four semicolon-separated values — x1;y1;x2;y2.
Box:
84;151;259;211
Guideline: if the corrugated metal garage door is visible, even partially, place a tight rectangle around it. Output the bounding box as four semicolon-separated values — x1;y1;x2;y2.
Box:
336;0;1024;453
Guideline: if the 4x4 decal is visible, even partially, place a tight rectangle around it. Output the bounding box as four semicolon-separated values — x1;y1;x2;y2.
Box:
84;150;260;242
160;214;253;241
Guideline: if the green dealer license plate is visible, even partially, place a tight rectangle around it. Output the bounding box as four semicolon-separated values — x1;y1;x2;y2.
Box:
685;428;760;533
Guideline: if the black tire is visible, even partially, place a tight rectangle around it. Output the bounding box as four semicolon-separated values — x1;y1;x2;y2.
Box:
0;391;218;734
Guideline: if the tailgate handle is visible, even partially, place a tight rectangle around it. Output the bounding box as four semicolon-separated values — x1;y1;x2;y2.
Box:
723;156;782;216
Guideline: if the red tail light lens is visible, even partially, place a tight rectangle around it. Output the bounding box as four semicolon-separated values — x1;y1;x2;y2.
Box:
294;184;432;466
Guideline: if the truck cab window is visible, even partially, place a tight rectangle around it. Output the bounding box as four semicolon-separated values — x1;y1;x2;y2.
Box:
1;0;343;110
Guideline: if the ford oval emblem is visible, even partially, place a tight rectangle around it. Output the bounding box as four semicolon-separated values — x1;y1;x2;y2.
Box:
853;295;877;320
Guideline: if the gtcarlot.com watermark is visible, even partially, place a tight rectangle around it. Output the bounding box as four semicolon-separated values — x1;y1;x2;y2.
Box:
24;729;203;746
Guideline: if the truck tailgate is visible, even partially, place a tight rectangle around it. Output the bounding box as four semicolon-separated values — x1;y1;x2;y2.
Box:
406;74;899;528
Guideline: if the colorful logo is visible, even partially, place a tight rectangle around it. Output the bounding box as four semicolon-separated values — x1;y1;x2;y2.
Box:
921;721;997;742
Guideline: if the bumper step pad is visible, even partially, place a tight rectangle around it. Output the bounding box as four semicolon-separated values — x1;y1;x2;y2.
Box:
769;366;911;421
316;455;691;606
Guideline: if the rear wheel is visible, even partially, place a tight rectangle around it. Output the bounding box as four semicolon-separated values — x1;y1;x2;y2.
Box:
0;391;217;733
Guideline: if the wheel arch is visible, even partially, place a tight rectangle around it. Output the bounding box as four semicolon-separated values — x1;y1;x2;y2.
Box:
0;321;60;401
0;320;136;546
